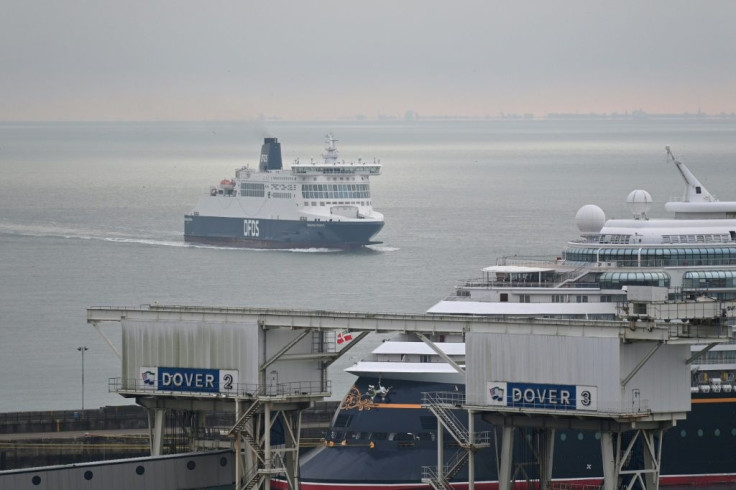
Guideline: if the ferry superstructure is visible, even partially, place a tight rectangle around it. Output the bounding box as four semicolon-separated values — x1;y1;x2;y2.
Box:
296;148;736;489
184;135;384;249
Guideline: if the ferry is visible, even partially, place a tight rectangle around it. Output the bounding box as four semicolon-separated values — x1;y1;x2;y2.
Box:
184;135;384;249
296;148;736;488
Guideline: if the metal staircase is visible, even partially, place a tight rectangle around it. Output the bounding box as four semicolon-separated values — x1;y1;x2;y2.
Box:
422;449;471;490
229;398;262;435
231;399;293;490
422;392;490;447
421;392;490;489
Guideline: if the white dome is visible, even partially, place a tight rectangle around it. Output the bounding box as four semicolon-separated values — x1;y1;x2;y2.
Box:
575;205;606;233
627;189;652;218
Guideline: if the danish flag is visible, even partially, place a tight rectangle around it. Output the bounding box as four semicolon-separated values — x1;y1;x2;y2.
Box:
337;330;353;345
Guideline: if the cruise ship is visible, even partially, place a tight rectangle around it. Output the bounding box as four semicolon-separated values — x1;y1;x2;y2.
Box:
184;135;384;249
296;148;736;489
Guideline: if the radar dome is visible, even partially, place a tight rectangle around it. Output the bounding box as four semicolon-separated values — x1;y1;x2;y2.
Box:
575;205;606;233
627;190;652;219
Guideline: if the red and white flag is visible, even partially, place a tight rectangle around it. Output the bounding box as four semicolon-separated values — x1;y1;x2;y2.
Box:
336;330;354;345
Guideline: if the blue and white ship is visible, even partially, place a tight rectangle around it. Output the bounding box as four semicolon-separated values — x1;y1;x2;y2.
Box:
184;135;384;249
294;148;736;489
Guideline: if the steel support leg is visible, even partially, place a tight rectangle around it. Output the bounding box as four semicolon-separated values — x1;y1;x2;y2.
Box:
498;426;514;490
540;428;555;490
468;409;475;490
601;431;618;490
151;408;165;456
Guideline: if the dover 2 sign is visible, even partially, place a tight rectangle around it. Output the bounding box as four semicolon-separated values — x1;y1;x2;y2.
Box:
487;381;597;411
140;367;239;394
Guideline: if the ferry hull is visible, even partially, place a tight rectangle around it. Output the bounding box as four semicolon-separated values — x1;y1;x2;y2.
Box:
295;378;736;489
184;214;384;249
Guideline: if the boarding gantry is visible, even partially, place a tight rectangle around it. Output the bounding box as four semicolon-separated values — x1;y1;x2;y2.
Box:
88;291;733;490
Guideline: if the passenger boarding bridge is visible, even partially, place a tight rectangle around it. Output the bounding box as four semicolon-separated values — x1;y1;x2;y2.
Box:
80;291;735;490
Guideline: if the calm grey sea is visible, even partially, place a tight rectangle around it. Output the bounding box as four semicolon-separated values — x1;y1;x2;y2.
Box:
1;119;736;412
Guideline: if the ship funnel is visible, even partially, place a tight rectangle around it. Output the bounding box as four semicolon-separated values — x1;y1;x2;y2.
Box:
259;137;283;172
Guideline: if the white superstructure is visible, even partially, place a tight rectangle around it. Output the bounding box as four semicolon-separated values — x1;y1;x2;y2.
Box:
428;148;736;319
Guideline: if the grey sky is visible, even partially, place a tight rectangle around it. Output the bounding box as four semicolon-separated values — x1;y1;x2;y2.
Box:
2;1;735;121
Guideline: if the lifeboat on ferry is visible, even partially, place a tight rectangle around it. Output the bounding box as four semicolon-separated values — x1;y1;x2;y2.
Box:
220;179;235;191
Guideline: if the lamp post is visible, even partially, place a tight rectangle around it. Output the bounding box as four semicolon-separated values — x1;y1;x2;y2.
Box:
77;346;88;411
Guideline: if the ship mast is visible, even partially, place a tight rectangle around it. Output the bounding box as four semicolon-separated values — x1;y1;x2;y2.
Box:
322;133;339;163
666;146;716;203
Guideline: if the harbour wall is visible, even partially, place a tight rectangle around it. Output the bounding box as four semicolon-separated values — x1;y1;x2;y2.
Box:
0;402;338;471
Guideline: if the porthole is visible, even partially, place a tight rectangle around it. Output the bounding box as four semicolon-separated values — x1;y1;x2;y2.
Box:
715;429;721;437
731;428;736;436
187;460;196;470
680;429;687;438
697;429;704;437
32;475;41;485
560;433;567;442
577;433;584;441
594;432;601;440
84;471;93;480
220;457;228;467
136;465;145;475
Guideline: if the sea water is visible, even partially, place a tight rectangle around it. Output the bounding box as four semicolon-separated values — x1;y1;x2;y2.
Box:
1;119;736;412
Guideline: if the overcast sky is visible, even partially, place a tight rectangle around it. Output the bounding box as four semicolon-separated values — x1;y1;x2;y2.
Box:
2;1;735;121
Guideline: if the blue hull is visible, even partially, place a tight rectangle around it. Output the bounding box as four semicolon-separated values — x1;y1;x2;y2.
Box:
184;215;383;249
296;377;736;488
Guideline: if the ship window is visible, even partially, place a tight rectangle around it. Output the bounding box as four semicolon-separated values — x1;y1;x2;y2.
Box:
241;182;265;197
393;432;414;441
552;295;564;303
576;296;589;303
417;432;434;442
500;293;508;302
371;432;388;440
519;294;530;303
334;414;353;428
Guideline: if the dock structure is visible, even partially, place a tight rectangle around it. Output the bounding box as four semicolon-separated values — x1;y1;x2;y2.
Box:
86;293;733;490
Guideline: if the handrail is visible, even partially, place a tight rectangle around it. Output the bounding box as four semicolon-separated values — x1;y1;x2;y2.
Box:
109;378;331;399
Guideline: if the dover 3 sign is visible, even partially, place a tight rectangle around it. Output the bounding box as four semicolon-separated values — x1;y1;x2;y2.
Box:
487;381;597;411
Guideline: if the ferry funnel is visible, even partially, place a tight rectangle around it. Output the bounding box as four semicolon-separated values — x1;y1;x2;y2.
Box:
259;137;283;171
